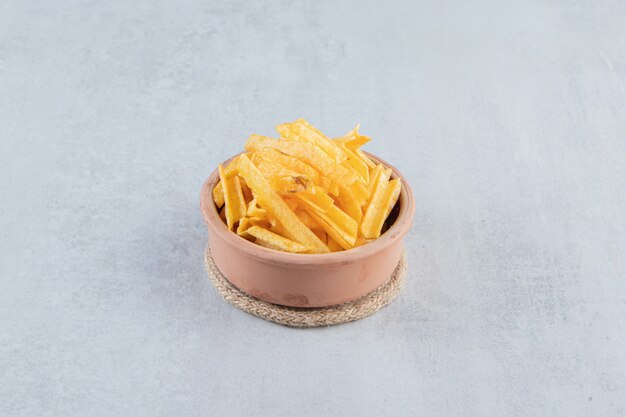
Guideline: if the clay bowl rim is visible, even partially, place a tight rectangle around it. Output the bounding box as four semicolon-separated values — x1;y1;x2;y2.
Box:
200;151;415;267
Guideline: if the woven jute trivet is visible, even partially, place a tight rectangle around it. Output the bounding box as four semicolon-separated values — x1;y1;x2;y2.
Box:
204;245;407;328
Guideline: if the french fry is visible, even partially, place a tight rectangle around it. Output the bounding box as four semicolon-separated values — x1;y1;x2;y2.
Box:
251;154;310;193
335;185;362;224
356;149;376;169
253;149;339;195
237;154;329;253
242;226;308;253
237;216;271;236
383;178;402;219
365;164;386;210
313;229;327;243
305;209;354;250
336;141;369;183
277;119;347;163
327;237;343;252
253;148;319;177
236;217;254;235
334;125;371;149
245;134;369;200
240;178;253;203
219;165;247;230
294;208;318;230
213;156;241;207
282;196;300;212
361;178;401;239
247;197;267;217
213;121;402;253
294;187;358;249
334;126;376;169
213;185;225;208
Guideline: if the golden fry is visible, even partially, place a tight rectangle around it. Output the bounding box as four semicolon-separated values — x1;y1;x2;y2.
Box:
213;121;402;253
334;126;376;169
357;149;376;169
245;135;366;198
327;237;343;252
243;226;308;253
361;178;401;239
251;154;310;193
365;164;387;209
213;156;241;207
336;141;369;183
294;187;358;249
277;119;347;163
237;154;329;253
219;165;247;230
333;125;371;149
253;149;319;177
236;217;251;235
247;197;267;217
335;185;362;224
213;184;224;208
252;149;341;195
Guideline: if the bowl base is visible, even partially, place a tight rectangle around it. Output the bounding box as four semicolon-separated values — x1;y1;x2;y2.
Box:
204;245;407;328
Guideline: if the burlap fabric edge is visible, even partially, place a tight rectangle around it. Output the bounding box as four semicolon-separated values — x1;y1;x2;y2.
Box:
204;245;407;328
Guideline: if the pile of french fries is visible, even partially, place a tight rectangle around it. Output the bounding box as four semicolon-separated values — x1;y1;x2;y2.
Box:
212;119;402;254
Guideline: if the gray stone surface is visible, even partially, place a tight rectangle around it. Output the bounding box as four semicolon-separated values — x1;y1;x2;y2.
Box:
1;0;625;416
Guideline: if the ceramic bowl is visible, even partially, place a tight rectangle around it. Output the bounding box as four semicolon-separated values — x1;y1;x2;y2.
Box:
200;152;415;308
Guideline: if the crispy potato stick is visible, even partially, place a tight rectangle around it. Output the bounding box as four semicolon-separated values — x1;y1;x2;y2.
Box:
313;229;327;243
237;154;329;253
240;178;253;203
219;165;247;230
336;185;362;224
305;209;354;250
213;156;241;207
334;126;376;169
253;149;319;177
356;149;376;169
251;155;310;193
243;226;308;253
294;188;357;249
294;208;319;230
317;177;340;196
245;135;369;200
361;178;401;239
365;164;386;209
336;141;369;183
236;217;254;236
269;218;289;237
247;197;267;217
282;196;299;212
237;217;271;236
277;119;347;163
326;237;344;252
382;178;402;218
213;185;225;208
252;149;339;194
334;125;371;149
294;208;327;242
363;165;391;219
268;176;309;194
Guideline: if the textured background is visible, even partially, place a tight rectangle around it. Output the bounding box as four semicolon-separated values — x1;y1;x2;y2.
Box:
1;1;625;416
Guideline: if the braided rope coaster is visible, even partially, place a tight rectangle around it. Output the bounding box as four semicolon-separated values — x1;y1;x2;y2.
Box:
204;245;407;328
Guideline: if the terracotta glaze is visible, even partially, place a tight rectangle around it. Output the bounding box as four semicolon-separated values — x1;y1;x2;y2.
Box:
200;152;416;307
